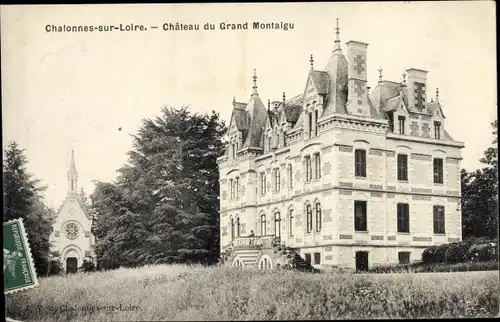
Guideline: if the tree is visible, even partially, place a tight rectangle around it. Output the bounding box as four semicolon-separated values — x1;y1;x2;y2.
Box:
3;141;55;275
91;106;226;269
461;119;498;240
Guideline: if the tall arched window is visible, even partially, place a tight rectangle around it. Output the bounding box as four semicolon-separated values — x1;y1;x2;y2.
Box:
274;211;281;238
230;218;235;240
306;202;313;233
289;208;294;237
261;214;267;236
236;217;241;237
315;201;322;232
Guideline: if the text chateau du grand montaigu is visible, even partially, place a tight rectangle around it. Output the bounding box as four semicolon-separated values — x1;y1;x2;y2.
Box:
217;20;464;271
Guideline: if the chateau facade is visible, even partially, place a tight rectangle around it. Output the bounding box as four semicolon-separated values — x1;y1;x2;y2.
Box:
217;22;464;270
49;149;96;273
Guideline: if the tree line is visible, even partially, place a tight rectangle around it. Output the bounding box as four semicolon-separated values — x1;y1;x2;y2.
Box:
2;108;497;275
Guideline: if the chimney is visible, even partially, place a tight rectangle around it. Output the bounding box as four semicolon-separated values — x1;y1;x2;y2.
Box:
406;68;428;112
346;41;370;117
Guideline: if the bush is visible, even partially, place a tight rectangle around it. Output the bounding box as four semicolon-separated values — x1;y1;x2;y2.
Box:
80;260;96;273
467;242;498;262
445;241;473;264
422;244;449;264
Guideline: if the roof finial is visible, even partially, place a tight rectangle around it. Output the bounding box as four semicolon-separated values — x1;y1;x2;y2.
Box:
268;99;271;110
332;18;342;53
402;72;407;86
436;88;440;103
283;92;286;104
335;18;340;43
378;65;383;82
310;54;314;70
252;69;258;95
232;96;236;105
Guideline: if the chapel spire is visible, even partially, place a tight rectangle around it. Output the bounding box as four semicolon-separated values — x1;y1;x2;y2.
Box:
67;148;78;197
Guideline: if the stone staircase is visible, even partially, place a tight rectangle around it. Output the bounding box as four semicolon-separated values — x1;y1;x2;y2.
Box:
270;246;318;272
236;250;261;269
222;236;318;273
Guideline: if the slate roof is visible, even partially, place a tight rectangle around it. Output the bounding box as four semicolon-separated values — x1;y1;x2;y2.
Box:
310;71;331;95
242;94;267;148
232;107;250;131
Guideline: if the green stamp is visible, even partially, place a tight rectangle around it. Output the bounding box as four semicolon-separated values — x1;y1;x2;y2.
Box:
4;218;39;294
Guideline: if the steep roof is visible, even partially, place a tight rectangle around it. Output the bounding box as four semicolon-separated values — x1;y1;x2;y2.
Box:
242;94;267;148
232;106;250;131
310;71;331;95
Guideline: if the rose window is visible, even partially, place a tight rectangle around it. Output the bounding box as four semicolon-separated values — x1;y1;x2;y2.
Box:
65;223;79;239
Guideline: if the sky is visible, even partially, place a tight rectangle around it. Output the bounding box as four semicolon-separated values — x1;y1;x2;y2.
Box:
1;2;497;209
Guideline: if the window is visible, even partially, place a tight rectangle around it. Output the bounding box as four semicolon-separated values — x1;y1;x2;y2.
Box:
236;217;241;237
433;205;445;234
314;110;319;136
261;214;267;236
274;212;281;238
305;156;312;182
229;179;234;200
314;252;321;265
308;112;313;137
398;252;411;265
397;203;410;233
64;222;79;239
398;116;405;135
274;168;280;192
232;143;236;159
433;158;444;184
275;133;279;148
260;172;266;195
288;164;293;189
230;218;235;241
397;154;408;181
71;180;75;191
305;253;312;264
354;149;366;177
268;136;272;152
314;153;321;179
306;203;313;233
289;209;294;236
434;121;441;139
315;201;322;232
235;177;239;199
354;201;367;231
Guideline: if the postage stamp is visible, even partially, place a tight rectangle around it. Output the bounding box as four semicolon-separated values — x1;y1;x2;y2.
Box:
4;218;39;294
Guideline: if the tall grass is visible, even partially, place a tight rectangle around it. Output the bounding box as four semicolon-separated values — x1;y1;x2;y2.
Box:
5;265;499;321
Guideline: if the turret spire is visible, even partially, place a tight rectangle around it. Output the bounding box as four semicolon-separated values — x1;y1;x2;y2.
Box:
332;18;342;53
252;69;258;96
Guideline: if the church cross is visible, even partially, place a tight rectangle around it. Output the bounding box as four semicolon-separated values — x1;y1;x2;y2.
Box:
354;55;365;74
354;79;365;97
414;82;426;111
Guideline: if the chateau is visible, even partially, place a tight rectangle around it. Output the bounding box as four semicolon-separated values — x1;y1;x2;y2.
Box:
217;21;464;271
49;149;96;273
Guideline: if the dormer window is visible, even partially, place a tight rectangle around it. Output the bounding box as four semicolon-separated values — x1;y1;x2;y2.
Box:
434;121;441;139
398;116;406;135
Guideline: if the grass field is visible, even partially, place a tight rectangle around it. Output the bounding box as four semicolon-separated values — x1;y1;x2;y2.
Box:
5;265;499;321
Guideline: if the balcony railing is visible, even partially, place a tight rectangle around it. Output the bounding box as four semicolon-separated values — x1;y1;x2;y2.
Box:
231;235;277;250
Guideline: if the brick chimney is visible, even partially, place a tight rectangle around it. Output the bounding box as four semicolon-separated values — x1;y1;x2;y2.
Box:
406;68;428;112
346;41;370;117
